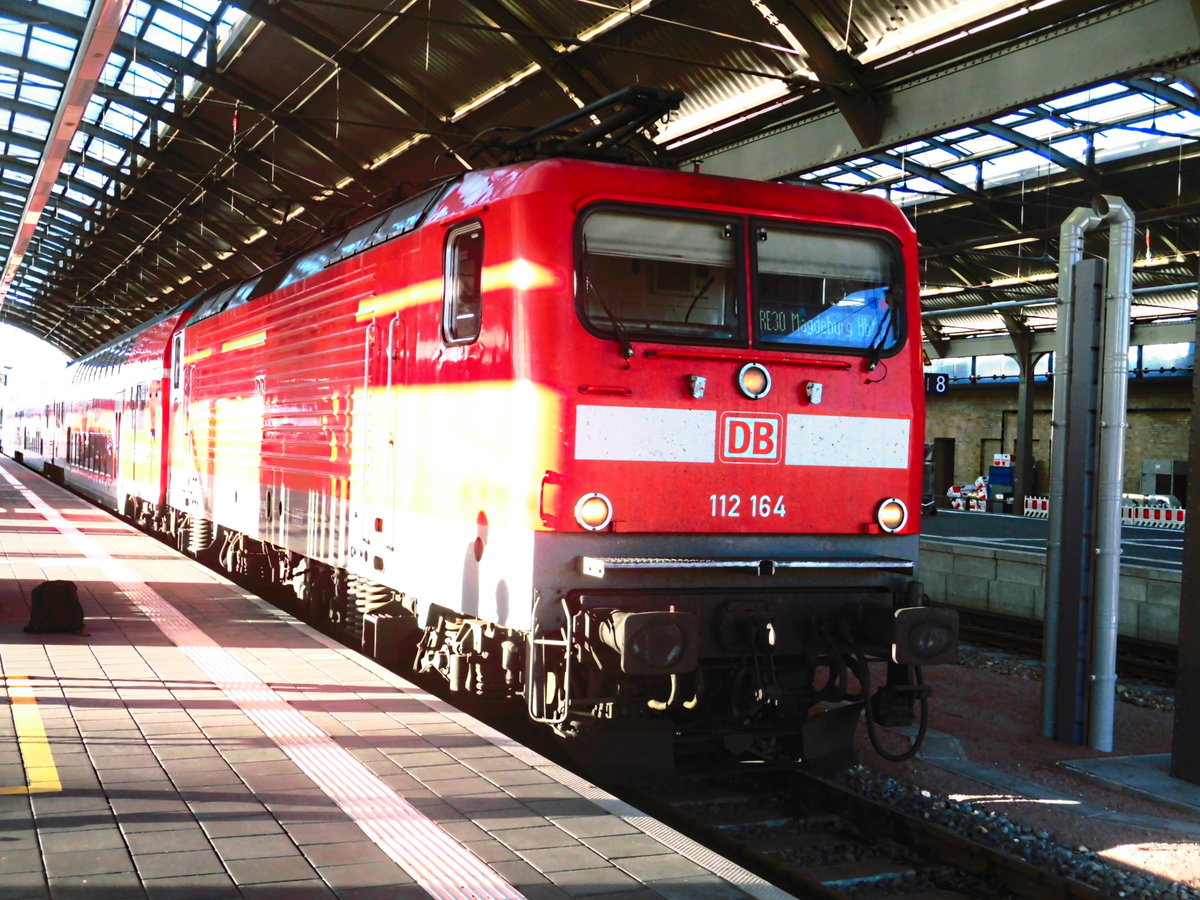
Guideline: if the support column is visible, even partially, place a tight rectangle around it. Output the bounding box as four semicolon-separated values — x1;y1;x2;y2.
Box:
1001;310;1040;511
1170;312;1200;783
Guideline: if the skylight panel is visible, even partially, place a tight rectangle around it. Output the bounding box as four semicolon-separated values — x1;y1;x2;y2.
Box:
29;25;77;70
1074;94;1162;125
854;162;901;181
827;170;872;184
940;163;980;188
3;169;32;186
988;148;1061;180
52;206;82;224
1011;118;1062;140
17;81;62;110
99;104;147;140
82;135;128;166
153;7;203;47
0;76;16;102
38;0;89;13
121;60;174;94
145;19;188;53
992;112;1025;127
1042;82;1126;109
905;147;960;167
12;112;50;141
70;164;107;189
900;176;947;195
947;133;1011;156
83;95;110;126
0;25;27;57
1091;124;1176;161
1048;135;1090;162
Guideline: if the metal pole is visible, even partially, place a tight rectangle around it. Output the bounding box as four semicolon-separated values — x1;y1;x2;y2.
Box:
1088;195;1134;752
1044;206;1101;737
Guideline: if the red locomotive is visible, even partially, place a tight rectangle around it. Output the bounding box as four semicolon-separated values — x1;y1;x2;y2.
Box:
4;148;956;766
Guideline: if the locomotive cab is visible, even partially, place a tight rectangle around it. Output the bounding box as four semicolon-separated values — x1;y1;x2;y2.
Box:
492;162;960;764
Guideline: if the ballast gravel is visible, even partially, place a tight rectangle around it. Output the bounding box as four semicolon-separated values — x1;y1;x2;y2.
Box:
836;765;1199;899
846;647;1200;894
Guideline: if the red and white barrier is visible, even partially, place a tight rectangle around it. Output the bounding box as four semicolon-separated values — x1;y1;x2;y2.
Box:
1022;496;1186;529
1122;505;1187;530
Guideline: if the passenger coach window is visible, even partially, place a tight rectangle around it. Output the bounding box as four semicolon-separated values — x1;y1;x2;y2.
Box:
579;209;740;344
443;222;484;344
754;225;900;355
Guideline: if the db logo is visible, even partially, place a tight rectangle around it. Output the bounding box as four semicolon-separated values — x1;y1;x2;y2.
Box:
719;413;783;464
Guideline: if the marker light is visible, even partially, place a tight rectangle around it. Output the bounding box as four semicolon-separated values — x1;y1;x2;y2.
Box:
738;362;771;399
876;498;908;533
575;493;613;531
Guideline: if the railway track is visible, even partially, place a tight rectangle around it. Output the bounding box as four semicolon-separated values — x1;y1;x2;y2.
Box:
604;764;1156;900
946;605;1178;686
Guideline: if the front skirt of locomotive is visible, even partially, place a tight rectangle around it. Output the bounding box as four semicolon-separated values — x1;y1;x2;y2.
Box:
525;531;957;767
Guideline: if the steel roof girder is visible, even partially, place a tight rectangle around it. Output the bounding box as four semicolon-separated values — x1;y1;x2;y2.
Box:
752;0;886;147
694;0;1200;179
921;319;1197;361
235;0;441;128
110;30;391;198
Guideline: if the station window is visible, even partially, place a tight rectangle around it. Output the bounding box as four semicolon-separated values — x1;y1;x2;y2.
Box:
443;222;484;345
753;224;900;355
578;208;741;345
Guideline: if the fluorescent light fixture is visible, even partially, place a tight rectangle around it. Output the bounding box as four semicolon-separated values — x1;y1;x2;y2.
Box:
974;236;1039;250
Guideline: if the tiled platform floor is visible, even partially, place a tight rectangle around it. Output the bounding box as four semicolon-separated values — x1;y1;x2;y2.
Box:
0;457;789;900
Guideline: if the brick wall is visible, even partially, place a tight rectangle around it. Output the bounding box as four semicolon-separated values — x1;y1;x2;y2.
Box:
925;378;1190;495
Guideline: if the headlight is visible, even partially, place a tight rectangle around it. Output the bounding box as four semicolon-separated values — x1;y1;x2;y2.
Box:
737;362;771;399
575;493;613;531
877;497;908;533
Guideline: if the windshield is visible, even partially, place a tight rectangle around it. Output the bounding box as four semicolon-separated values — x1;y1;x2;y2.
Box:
578;209;742;344
577;207;901;355
754;224;900;353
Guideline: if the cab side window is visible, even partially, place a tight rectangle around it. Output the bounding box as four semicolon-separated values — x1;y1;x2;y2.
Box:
443;222;484;345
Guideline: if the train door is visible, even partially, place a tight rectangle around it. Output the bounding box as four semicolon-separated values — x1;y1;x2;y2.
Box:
167;329;198;514
355;317;401;572
121;386;134;498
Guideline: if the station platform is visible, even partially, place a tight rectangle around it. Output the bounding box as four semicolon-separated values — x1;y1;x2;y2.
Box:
0;457;789;900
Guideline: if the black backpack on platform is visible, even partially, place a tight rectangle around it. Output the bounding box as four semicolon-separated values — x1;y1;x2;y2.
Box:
24;580;86;634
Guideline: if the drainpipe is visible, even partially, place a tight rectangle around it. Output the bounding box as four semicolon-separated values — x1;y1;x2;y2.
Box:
1089;194;1134;752
1043;205;1101;738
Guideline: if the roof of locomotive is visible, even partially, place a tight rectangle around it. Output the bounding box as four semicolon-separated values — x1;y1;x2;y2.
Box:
427;157;916;240
60;156;916;370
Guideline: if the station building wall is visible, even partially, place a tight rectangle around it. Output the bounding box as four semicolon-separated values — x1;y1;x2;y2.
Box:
924;377;1191;498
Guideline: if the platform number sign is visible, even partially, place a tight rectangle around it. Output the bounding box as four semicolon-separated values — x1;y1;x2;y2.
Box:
924;373;949;396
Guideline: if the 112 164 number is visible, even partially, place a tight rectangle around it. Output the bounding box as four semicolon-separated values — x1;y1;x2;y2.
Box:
710;494;787;517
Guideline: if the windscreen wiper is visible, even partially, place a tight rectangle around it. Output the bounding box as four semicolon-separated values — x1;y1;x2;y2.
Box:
586;278;635;360
865;288;895;372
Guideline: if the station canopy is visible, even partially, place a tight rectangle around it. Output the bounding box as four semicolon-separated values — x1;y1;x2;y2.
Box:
1;0;1198;361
